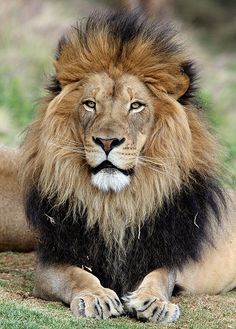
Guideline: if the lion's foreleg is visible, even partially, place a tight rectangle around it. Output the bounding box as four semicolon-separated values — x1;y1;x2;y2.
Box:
122;268;179;323
33;263;123;319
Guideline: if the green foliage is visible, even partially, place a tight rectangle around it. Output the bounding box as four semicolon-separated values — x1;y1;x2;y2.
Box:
198;90;236;188
0;73;36;128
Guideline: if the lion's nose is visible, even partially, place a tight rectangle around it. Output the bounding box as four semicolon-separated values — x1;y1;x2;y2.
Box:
92;137;125;154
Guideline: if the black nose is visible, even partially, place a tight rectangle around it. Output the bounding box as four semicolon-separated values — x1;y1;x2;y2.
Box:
92;137;125;154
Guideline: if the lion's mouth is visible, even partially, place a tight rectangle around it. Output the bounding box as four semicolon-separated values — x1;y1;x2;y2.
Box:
91;160;134;176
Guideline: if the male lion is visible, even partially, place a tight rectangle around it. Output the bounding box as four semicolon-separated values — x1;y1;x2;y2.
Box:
20;11;236;323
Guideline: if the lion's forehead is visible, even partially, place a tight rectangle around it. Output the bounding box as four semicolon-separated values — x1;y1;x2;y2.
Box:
83;72;151;104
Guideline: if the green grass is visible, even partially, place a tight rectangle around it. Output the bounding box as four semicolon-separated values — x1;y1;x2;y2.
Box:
0;300;149;329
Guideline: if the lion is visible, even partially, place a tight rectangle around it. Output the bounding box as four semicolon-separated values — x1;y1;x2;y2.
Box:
18;11;236;323
0;146;35;251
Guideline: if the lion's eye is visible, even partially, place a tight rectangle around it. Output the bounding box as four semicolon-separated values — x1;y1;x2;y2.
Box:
83;100;96;112
130;101;145;113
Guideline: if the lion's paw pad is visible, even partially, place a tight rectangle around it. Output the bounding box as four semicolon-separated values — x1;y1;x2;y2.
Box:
71;288;123;319
122;292;180;323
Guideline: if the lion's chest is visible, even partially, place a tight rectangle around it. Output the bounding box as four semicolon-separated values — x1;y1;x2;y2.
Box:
27;179;221;296
37;207;205;296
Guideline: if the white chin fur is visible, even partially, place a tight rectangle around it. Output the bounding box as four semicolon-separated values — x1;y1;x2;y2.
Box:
91;170;130;192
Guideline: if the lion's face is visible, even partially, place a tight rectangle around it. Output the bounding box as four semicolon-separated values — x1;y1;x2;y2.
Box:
75;72;154;192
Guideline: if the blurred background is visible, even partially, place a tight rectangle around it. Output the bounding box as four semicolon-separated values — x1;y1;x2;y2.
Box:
0;0;235;187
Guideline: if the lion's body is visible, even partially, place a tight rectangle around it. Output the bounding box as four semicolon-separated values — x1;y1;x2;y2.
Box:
177;189;236;295
1;10;235;323
0;146;35;251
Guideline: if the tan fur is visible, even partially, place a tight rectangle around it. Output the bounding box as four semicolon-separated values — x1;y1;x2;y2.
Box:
123;268;180;322
0;146;35;251
177;189;236;294
33;263;124;319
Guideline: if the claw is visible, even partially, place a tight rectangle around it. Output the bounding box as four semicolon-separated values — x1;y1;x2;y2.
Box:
121;293;132;302
122;291;180;323
71;289;123;320
78;298;85;310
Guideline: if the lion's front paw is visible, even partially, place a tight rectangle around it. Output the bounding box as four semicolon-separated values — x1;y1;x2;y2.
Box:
71;287;123;319
122;290;180;323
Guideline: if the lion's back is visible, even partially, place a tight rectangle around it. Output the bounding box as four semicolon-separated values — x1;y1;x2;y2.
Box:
0;146;35;251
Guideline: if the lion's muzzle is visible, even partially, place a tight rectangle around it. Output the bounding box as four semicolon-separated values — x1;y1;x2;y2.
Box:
88;135;135;192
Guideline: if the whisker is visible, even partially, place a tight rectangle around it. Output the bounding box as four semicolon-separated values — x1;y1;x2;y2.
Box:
140;154;177;162
139;158;166;167
48;142;86;157
138;160;177;181
139;157;174;169
53;137;84;148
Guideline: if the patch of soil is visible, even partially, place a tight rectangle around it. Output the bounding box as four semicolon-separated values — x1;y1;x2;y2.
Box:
0;252;36;297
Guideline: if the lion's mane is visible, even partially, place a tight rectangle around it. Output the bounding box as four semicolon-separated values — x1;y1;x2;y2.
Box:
21;11;225;295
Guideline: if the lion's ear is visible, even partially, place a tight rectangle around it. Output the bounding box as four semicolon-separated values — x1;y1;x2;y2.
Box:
171;61;196;100
147;62;195;101
170;70;190;100
161;62;195;100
